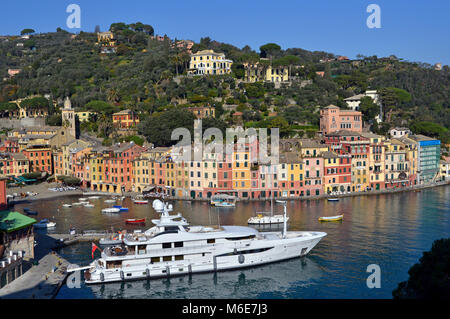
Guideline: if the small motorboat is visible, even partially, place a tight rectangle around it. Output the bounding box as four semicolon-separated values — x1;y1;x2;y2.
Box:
26;210;38;216
88;196;100;199
62;204;72;208
125;218;146;224
327;198;339;202
101;207;121;213
79;198;88;201
34;219;56;228
23;208;30;212
83;203;94;208
113;205;129;212
72;202;83;206
104;199;116;203
133;197;149;204
318;214;344;222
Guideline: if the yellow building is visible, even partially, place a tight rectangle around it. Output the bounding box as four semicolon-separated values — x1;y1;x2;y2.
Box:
232;145;251;191
75;111;96;122
384;139;410;187
361;132;386;190
298;139;329;157
244;60;289;83
54;139;91;178
188;50;233;75
97;31;116;46
132;155;151;192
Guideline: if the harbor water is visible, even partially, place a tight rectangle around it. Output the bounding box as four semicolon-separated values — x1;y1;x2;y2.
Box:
13;186;450;299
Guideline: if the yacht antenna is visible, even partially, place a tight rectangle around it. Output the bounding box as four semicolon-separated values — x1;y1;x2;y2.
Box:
277;200;287;238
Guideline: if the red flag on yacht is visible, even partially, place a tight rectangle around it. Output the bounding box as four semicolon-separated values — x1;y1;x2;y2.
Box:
91;243;100;258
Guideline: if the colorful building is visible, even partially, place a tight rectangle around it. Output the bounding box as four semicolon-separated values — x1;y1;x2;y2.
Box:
186;106;215;119
188;50;233;75
22;145;53;175
322;151;352;193
361;132;386;190
409;135;441;184
320;105;363;135
112;109;140;129
384;139;410;188
244;61;289;83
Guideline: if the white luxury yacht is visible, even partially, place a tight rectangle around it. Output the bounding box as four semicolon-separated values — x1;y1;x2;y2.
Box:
69;200;326;284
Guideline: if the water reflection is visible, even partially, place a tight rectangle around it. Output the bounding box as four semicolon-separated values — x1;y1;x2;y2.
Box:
89;257;323;299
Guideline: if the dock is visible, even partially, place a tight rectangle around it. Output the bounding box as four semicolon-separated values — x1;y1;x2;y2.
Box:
49;231;110;248
0;252;70;299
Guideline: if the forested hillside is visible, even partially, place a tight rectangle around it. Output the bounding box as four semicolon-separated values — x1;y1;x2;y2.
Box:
0;23;448;145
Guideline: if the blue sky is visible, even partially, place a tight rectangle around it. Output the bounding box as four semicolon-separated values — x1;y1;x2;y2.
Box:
1;0;449;65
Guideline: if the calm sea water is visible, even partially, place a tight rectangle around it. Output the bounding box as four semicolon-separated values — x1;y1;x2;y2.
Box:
13;186;450;299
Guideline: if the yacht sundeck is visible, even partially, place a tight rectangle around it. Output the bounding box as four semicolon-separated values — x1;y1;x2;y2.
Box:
69;200;326;284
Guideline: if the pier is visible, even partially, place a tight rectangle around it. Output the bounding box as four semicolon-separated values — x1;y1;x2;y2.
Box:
0;251;69;299
49;231;109;248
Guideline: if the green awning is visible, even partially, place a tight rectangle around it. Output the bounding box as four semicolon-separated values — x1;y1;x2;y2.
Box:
0;211;37;233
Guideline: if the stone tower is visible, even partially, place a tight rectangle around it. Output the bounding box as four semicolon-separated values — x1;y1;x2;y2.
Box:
61;97;76;139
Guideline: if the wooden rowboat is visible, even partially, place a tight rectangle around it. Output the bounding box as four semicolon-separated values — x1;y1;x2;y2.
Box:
318;214;344;222
125;218;146;224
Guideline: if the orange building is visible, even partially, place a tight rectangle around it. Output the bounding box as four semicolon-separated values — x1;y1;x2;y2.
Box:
112;109;140;129
320;105;363;135
186;106;215;119
0;177;7;210
22;145;53;175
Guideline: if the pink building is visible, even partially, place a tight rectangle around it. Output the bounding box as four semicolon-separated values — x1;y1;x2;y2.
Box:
7;69;21;77
303;157;324;197
320;105;363;135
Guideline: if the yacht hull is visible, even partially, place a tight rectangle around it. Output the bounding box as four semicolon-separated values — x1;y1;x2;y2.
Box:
84;232;325;284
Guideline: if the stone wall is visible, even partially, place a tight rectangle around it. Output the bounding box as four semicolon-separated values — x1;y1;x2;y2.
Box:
0;118;46;129
5;235;35;260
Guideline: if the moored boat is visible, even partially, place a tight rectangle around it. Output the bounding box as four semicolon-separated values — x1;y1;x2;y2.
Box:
318;214;344;222
211;194;236;207
33;219;56;228
62;204;72;208
327;198;339;202
101;207;121;213
26;210;38;216
133;195;148;204
125;218;146;224
113;205;129;211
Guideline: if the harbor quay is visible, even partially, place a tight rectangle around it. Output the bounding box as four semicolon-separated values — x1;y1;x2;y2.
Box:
0;232;70;299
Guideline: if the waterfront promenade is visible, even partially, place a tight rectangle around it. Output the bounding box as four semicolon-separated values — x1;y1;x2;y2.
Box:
0;232;70;299
6;180;450;204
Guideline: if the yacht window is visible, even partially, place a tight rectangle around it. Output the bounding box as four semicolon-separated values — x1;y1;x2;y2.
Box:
207;239;215;244
162;243;171;249
225;235;255;241
175;255;184;261
174;241;183;248
151;257;160;263
163;256;172;262
164;226;179;232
